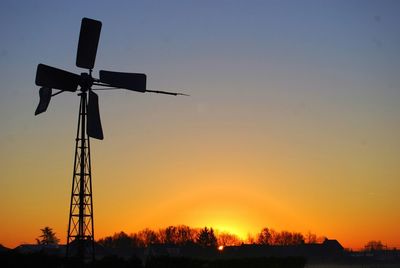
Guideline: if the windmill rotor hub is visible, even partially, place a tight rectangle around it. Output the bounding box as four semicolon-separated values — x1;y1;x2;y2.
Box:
79;72;93;91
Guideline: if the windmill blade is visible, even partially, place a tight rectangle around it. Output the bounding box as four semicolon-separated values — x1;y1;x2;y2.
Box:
35;87;52;115
99;70;146;92
87;91;104;140
146;89;190;96
35;64;80;92
76;18;102;69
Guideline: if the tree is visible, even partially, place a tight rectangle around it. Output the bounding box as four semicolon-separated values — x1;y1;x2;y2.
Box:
163;226;177;244
158;225;197;245
305;232;317;244
217;232;241;246
291;232;305;245
97;236;113;248
196;227;217;247
137;228;159;246
267;230;304;246
112;232;133;249
36;226;59;245
365;240;385;251
257;228;272;245
175;225;196;245
246;233;256;244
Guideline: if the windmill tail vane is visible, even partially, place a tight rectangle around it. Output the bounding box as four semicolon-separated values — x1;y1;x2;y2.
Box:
34;17;187;260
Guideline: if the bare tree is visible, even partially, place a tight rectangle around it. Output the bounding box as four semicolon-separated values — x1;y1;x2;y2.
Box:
305;232;317;244
161;226;177;244
217;232;242;246
158;225;196;245
365;240;385;251
137;228;159;246
275;231;304;245
291;232;305;245
257;228;272;245
256;229;305;246
246;233;256;244
176;225;196;245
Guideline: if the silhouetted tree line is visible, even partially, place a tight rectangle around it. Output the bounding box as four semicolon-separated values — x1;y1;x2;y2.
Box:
254;228;323;246
98;226;219;249
364;240;386;251
97;226;323;249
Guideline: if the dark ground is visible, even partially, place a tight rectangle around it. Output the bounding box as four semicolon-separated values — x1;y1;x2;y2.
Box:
0;251;306;268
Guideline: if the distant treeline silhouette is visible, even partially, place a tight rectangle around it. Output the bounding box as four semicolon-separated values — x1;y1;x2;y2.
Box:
97;226;324;249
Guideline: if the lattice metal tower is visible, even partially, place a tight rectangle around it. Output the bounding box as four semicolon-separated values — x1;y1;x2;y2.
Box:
66;91;95;260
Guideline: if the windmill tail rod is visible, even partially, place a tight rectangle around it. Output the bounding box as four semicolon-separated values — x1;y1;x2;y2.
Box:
51;90;65;97
146;90;190;96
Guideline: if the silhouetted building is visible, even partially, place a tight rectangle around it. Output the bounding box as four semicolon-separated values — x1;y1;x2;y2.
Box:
0;244;10;253
14;244;64;255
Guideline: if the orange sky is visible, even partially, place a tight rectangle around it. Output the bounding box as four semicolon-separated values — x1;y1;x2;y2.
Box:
1;1;400;250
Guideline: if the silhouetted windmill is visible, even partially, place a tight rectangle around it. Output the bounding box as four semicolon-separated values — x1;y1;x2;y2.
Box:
35;18;187;260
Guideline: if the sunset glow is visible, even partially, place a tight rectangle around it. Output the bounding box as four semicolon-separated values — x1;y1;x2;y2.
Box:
0;0;399;251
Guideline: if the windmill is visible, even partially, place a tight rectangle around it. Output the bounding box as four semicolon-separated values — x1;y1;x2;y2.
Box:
34;18;187;260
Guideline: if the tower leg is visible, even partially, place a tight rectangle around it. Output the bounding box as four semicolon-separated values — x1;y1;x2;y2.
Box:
66;92;95;261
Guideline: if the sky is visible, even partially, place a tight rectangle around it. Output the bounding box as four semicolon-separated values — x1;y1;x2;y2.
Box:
0;0;399;250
